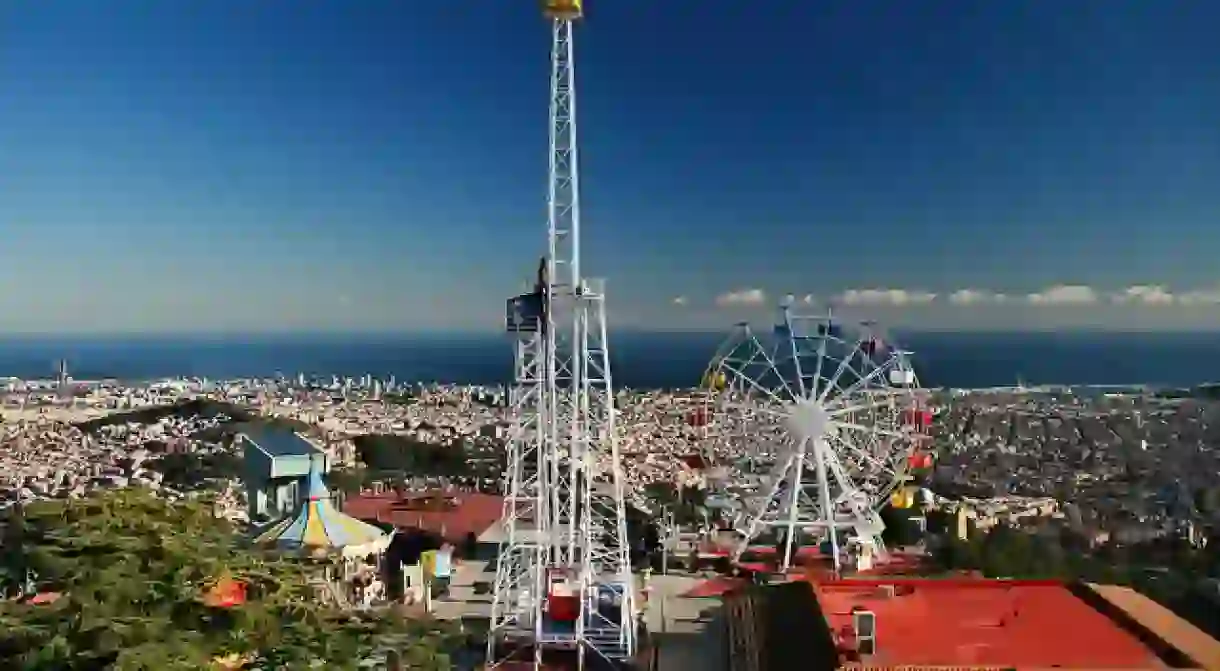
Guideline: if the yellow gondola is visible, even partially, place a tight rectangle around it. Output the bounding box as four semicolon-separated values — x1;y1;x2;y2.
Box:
543;0;583;20
889;486;917;509
701;369;727;391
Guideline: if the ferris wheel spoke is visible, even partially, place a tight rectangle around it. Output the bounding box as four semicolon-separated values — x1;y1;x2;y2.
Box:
826;391;901;419
805;330;829;403
816;338;864;404
722;340;767;371
736;452;798;544
819;438;878;518
832;421;906;442
824;431;889;474
720;359;789;408
755;334;802;405
709;328;749;369
724;402;788;421
833;353;901;402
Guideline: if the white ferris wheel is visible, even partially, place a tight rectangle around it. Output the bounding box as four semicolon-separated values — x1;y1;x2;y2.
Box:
696;303;932;571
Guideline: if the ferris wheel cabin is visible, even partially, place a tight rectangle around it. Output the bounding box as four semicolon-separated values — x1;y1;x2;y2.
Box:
543;0;583;21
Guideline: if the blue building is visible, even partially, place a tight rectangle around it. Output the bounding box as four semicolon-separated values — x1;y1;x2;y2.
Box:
240;423;330;523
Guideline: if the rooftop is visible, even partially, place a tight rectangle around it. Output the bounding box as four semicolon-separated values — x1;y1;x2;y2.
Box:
811;578;1170;668
1083;582;1220;670
342;489;504;544
239;424;321;458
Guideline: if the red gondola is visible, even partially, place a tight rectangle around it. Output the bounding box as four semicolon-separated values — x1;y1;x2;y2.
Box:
906;452;934;470
902;408;933;428
687;408;711;427
860;337;883;356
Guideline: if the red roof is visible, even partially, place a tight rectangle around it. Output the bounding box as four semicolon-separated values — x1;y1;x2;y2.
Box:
342;489;504;544
810;578;1164;668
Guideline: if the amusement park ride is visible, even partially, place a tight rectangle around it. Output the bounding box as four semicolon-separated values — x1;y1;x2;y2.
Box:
489;0;638;669
486;1;933;666
696;303;934;573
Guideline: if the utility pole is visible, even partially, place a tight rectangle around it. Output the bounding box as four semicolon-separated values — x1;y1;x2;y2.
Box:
661;505;670;574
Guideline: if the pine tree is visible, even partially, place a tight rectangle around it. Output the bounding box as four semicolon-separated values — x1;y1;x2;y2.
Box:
0;489;456;669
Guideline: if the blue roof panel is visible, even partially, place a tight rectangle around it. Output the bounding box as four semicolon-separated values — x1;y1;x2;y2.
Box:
241;424;321;458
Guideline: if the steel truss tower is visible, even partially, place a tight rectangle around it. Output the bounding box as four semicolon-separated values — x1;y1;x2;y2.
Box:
489;2;637;669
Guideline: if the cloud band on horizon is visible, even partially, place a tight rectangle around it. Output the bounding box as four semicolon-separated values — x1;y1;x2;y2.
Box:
676;284;1220;309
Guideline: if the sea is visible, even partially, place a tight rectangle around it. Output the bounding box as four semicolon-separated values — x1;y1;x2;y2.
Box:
1;331;1219;390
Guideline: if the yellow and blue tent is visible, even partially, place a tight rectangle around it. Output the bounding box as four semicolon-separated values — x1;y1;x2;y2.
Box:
256;463;389;556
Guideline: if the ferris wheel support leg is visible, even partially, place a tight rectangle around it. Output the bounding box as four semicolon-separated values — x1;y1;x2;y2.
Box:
781;445;805;571
812;437;841;574
732;451;796;562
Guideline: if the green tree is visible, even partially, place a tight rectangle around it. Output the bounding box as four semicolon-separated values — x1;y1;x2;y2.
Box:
0;490;457;669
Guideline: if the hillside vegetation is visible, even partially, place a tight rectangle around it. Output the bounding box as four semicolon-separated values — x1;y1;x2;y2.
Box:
0;490;457;670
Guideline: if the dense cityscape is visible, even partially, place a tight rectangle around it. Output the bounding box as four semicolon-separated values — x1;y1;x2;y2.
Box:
3;363;1220;668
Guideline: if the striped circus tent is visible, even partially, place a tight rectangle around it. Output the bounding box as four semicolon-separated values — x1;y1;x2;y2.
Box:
256;463;391;558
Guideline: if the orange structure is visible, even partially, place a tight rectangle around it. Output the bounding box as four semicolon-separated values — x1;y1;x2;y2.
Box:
201;574;247;609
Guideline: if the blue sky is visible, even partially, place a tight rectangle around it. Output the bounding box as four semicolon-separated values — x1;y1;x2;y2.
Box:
2;1;1219;333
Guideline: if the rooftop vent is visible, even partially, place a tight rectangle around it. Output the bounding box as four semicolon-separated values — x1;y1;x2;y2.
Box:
853;609;877;656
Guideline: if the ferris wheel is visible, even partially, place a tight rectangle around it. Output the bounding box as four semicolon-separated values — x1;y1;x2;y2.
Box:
696;304;932;571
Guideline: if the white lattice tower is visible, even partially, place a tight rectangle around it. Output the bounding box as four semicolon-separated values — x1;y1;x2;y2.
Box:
488;2;637;668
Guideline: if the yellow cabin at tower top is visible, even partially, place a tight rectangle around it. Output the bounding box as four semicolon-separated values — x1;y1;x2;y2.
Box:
543;0;583;20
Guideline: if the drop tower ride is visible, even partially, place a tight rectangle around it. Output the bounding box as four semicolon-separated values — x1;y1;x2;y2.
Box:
489;1;638;669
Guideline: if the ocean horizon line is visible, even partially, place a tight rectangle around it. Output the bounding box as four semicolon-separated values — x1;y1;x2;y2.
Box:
1;327;1219;343
0;330;1217;390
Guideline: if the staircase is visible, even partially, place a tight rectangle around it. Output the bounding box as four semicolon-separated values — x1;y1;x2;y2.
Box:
584;627;631;660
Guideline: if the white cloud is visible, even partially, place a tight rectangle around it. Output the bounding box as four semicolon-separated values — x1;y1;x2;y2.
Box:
1026;285;1098;305
780;293;817;306
1177;288;1220;305
703;282;1214;313
715;288;767;307
947;289;1007;306
837;288;936;306
672;295;688;306
1110;285;1175;305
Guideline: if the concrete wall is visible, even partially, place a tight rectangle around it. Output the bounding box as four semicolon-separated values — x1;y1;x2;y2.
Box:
242;435;329;522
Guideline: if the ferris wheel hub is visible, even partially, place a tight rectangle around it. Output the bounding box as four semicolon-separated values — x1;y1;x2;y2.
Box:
785;400;830;443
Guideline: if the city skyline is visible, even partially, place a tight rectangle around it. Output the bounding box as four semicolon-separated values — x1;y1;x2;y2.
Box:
2;1;1219;334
